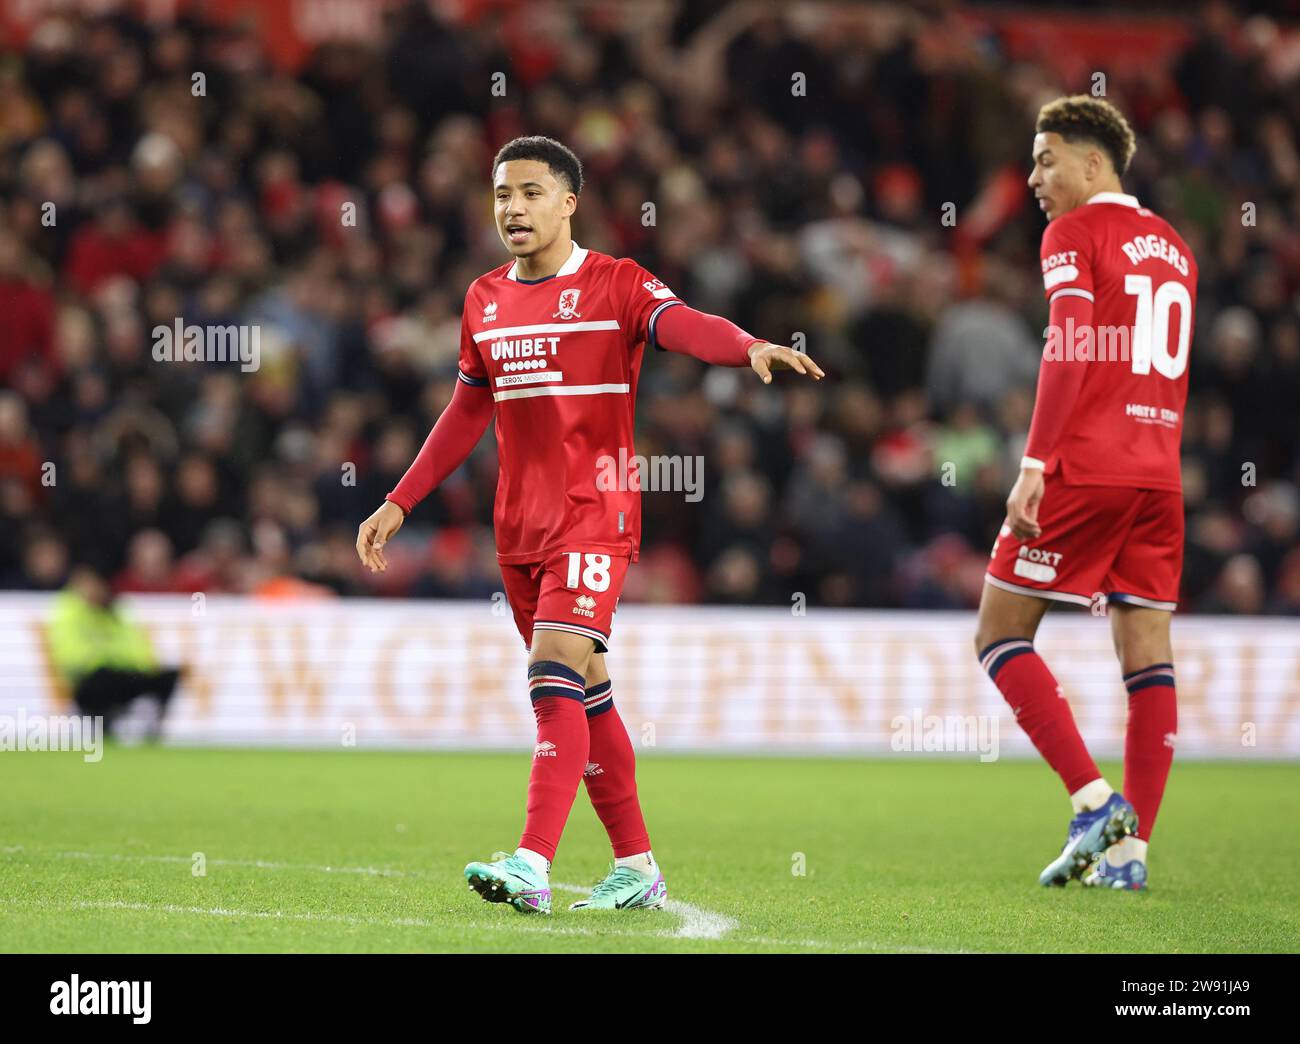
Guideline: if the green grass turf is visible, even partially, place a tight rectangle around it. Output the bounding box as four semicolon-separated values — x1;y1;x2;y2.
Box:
0;747;1296;953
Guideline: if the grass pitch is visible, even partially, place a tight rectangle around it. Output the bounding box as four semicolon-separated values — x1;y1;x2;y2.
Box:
1;747;1296;953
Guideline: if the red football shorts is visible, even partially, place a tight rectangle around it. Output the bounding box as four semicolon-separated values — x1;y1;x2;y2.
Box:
986;476;1183;611
500;550;631;652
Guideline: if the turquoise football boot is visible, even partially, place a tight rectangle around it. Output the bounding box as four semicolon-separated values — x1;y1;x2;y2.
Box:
569;864;667;911
464;853;552;914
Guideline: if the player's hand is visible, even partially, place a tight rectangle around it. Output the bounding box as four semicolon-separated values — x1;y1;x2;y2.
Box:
1006;467;1045;541
356;500;405;573
747;342;825;384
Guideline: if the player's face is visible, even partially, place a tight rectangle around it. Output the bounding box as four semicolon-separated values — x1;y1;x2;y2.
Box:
1028;132;1088;221
493;160;576;257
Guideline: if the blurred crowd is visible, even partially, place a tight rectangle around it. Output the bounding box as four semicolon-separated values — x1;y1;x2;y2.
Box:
1;0;1298;614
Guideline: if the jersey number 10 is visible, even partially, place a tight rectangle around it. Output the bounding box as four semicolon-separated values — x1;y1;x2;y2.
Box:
1125;274;1192;380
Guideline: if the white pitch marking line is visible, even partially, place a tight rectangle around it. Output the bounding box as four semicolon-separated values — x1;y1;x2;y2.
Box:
551;881;738;940
0;898;620;941
1;896;963;953
4;849;746;941
6;898;821;950
1;845;424;878
5;848;946;951
666;899;739;940
3;849;740;941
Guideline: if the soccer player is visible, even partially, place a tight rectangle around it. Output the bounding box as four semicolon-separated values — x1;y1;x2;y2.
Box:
356;136;823;914
975;97;1196;890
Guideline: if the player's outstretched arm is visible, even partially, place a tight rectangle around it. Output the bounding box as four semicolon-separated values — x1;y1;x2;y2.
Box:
356;379;494;573
653;304;824;383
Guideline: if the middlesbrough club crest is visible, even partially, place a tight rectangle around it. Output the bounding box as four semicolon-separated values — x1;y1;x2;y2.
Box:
553;288;582;319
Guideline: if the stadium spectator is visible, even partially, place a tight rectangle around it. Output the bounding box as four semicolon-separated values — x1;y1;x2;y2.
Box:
1;3;1296;614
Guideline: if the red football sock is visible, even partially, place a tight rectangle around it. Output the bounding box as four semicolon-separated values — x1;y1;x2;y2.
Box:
1122;663;1177;841
980;639;1101;794
518;662;590;862
582;681;651;858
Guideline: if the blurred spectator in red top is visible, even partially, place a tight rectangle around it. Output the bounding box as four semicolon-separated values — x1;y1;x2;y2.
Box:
0;230;56;387
173;519;246;594
63;196;164;295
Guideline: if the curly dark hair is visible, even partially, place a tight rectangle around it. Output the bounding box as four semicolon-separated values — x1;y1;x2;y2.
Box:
491;136;584;195
1036;95;1137;176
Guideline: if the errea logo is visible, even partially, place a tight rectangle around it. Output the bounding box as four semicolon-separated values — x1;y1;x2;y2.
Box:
534;740;557;758
573;594;597;618
482;301;498;323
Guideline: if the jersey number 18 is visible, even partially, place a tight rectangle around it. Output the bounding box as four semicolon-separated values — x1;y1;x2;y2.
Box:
564;552;611;592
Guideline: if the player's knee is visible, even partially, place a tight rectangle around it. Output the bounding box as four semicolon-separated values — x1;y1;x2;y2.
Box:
974;588;1008;659
973;612;1006;661
974;615;1038;667
528;630;595;678
1109;606;1173;675
1117;642;1173;678
973;628;1016;664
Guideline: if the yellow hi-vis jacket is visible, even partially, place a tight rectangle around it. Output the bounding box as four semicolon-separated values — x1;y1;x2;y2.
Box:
46;590;158;685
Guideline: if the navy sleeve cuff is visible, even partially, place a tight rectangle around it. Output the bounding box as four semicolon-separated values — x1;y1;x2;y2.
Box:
647;299;685;352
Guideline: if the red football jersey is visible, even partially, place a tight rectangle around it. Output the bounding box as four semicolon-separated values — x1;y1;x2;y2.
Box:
1037;191;1198;492
457;242;684;564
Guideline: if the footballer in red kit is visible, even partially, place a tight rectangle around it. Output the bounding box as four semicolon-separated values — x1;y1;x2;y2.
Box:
975;97;1196;891
356;136;823;914
451;247;684;653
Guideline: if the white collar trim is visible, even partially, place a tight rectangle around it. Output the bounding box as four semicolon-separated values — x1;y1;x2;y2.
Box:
1087;192;1139;208
506;241;587;281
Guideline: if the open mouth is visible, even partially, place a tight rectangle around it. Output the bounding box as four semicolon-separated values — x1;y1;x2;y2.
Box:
505;223;533;244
